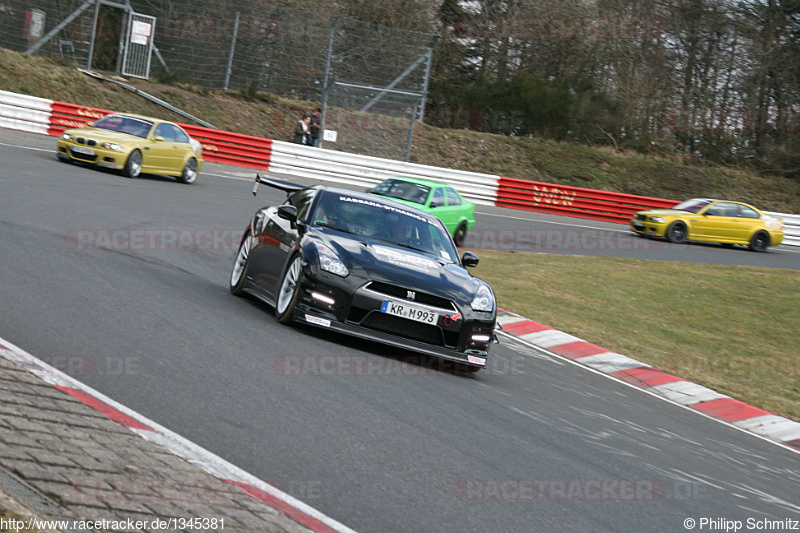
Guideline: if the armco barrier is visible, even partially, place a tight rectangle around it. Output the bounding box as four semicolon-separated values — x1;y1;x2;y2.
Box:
0;90;52;135
1;88;797;245
767;212;800;247
496;176;678;223
267;140;499;206
181;125;272;170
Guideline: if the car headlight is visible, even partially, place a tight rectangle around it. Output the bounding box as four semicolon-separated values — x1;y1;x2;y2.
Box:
60;133;73;141
471;282;495;312
101;142;125;152
314;242;349;277
650;216;665;223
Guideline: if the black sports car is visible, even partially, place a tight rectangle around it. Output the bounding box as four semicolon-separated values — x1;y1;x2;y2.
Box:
230;175;498;372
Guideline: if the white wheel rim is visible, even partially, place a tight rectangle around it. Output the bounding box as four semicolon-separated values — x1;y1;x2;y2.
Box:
277;258;301;314
130;152;141;176
231;236;251;287
183;159;197;183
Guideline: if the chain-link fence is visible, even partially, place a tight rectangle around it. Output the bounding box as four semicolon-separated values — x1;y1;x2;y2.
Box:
0;0;436;160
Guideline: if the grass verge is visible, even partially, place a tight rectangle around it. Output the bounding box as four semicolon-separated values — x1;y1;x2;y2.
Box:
471;252;800;422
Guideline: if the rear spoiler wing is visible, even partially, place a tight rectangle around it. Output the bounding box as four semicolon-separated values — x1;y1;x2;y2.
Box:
252;173;306;196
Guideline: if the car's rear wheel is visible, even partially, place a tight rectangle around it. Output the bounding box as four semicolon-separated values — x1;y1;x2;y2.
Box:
178;157;198;184
230;233;252;295
453;222;468;247
665;221;687;244
276;255;303;324
124;150;142;178
749;231;770;252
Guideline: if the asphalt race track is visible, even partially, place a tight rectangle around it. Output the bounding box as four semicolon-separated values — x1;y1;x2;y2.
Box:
1;130;798;532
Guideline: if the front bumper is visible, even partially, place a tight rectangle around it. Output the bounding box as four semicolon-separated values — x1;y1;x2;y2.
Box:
57;141;126;170
291;273;495;368
630;219;667;237
295;310;490;367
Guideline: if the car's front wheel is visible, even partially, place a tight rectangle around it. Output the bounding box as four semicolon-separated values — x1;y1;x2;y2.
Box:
230;233;252;295
749;231;770;252
275;255;303;324
124;150;142;178
178;157;198;184
453;222;468;247
665;221;687;244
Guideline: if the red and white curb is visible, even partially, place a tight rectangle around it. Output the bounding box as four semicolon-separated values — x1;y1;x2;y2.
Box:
496;310;800;452
0;336;356;533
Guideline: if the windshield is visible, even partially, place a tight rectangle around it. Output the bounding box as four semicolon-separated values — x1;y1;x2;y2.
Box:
92;115;154;139
369;179;431;205
311;191;458;263
672;199;713;213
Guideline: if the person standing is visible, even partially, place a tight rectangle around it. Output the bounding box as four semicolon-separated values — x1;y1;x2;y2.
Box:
308;108;322;147
293;114;311;144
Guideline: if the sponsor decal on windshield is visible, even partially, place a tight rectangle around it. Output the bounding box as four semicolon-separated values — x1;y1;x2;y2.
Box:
338;196;433;225
372;245;439;272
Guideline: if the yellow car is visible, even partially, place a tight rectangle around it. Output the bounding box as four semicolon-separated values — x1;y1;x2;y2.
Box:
57;113;203;184
631;198;784;252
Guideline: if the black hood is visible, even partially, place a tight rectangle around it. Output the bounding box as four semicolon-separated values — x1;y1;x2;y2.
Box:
315;230;479;301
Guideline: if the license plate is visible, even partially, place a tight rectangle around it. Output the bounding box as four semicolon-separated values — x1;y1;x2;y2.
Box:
381;300;438;324
72;146;95;156
632;220;644;229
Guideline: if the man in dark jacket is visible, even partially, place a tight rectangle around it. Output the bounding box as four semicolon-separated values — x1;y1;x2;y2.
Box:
308;108;322;147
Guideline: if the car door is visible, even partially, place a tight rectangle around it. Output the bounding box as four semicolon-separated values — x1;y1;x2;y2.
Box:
691;202;740;242
426;187;451;230
251;189;316;298
441;187;466;233
166;125;193;172
731;204;762;242
156;123;191;173
146;123;178;172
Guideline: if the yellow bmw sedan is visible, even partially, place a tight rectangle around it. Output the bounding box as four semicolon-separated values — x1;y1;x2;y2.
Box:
631;198;784;252
57;113;203;184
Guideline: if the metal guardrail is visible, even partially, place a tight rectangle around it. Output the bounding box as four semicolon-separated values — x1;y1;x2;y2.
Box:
266;140;500;206
495;176;678;223
2;88;798;247
766;212;800;247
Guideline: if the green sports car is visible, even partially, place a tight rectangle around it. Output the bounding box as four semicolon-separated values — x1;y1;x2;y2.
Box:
368;177;476;246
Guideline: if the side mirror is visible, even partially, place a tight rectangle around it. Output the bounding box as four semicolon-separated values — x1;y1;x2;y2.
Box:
277;205;300;230
154;136;164;142
430;201;443;208
461;251;479;268
278;204;305;232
